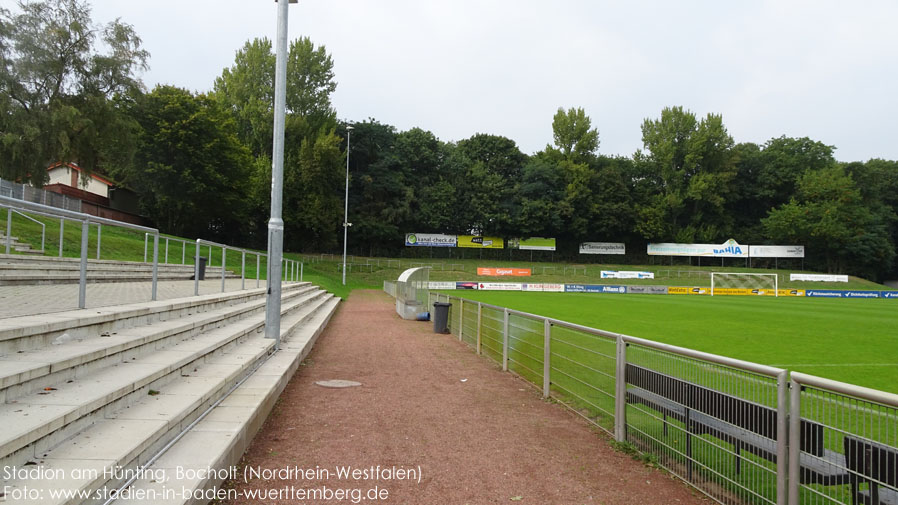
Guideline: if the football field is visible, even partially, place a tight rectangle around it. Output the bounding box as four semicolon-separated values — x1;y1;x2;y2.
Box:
439;291;898;394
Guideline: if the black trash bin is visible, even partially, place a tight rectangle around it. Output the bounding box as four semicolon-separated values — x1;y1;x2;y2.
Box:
192;256;208;280
432;302;452;334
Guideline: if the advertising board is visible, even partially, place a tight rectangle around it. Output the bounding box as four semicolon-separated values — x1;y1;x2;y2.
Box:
510;237;556;251
790;274;849;283
477;268;531;277
648;239;748;258
405;233;456;247
579;242;626;255
477;282;522;291
601;271;654;280
749;245;805;258
458;235;504;249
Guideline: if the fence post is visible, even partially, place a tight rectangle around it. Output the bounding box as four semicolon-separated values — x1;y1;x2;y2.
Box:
194;240;200;296
476;302;482;355
5;208;11;254
182;241;186;264
221;248;227;293
300;262;303;282
776;370;789;505
241;251;246;290
144;233;148;263
502;308;509;372
164;237;169;264
96;224;101;259
151;233;159;301
256;254;261;288
458;299;464;341
543;319;551;398
614;335;627;442
788;377;802;505
79;220;89;309
58;218;64;257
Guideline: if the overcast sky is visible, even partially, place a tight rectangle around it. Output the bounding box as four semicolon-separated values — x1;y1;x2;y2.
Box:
72;0;898;161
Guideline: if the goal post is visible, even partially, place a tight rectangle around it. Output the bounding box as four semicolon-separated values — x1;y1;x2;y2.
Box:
711;272;778;297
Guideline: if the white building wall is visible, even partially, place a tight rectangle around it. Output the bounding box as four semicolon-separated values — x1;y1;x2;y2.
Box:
46;166;109;198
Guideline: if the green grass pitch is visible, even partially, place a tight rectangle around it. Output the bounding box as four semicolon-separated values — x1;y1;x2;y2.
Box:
441;291;898;394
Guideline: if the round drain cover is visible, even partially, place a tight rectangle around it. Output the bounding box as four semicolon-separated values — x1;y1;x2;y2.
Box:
315;380;362;388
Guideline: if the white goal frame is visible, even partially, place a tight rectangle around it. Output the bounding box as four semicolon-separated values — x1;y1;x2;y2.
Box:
711;272;778;297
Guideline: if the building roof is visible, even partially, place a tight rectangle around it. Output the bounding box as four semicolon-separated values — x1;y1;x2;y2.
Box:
47;162;114;187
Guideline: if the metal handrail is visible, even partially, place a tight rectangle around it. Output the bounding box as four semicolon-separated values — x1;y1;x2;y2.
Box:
0;195;160;307
3;208;46;253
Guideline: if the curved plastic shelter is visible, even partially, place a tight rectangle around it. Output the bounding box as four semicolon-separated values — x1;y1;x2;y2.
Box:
395;267;431;320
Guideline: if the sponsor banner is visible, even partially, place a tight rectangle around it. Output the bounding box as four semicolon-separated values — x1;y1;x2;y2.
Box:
477;267;532;277
564;284;626;294
667;286;710;295
509;237;557;251
713;288;774;296
805;290;846;298
601;270;655;280
791;274;849;283
804;290;882;298
626;286;668;295
648;239;748;258
882;291;898;299
477;282;522;291
522;283;565;292
749;245;805;258
428;281;456;290
580;242;626;255
405;233;456;247
458;235;504;249
777;289;806;297
456;281;479;290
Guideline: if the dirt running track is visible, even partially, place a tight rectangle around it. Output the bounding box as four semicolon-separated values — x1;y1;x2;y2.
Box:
222;290;708;505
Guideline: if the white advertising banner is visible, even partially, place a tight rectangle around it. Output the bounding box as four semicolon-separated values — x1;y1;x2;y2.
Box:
601;271;655;280
405;233;456;247
647;239;748;258
477;282;523;291
791;274;849;283
522;283;565;292
580;242;626;255
428;281;457;290
750;245;805;258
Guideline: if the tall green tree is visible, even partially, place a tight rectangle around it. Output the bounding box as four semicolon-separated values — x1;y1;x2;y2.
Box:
763;166;894;277
0;0;147;183
634;106;737;242
125;85;252;241
455;133;527;236
546;106;599;163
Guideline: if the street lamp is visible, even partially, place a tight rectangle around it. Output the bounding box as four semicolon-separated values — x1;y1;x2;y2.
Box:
342;125;353;286
264;0;296;349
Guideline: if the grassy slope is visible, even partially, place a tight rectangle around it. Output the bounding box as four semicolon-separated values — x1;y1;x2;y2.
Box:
445;290;898;393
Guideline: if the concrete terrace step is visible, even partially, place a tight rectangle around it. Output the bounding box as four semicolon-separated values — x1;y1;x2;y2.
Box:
112;296;339;505
0;282;312;354
0;293;338;505
0;290;331;475
0;284;319;402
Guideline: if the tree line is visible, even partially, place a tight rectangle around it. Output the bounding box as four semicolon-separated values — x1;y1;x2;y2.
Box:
2;1;896;280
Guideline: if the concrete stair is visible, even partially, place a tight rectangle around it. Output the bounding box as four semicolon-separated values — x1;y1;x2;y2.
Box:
0;234;44;256
0;282;340;504
0;255;239;286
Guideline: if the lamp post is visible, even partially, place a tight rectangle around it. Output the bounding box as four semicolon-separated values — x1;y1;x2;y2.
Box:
342;125;353;286
264;0;296;349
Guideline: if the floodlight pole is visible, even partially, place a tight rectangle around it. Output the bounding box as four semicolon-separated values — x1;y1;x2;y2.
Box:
341;126;353;286
264;0;295;349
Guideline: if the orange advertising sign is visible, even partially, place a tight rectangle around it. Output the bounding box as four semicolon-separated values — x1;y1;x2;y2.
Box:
477;267;532;277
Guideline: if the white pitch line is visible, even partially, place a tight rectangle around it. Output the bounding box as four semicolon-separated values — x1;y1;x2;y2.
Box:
771;363;898;368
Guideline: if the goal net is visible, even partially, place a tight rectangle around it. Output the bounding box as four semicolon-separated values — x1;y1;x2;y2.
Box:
711;273;778;297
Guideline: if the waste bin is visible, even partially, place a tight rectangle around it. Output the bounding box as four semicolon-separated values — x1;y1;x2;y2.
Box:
192;256;208;280
432;302;451;334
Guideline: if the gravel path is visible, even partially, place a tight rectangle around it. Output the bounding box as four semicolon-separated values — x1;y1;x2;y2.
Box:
223;290;708;505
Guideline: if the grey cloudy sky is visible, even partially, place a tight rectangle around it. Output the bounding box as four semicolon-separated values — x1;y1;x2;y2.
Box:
78;0;898;161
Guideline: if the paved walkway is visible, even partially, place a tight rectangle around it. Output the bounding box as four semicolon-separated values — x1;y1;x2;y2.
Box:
224;290;708;505
0;278;276;320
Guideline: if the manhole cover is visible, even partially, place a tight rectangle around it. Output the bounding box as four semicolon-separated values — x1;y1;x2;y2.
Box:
315;380;362;388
